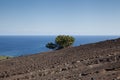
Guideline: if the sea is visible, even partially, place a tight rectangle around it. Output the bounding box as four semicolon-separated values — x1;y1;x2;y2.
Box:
0;36;119;57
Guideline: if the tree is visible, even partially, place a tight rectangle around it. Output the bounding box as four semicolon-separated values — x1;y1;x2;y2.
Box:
46;35;75;50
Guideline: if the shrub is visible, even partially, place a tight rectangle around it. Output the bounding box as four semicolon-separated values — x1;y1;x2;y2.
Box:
46;42;57;50
55;35;75;48
46;35;75;50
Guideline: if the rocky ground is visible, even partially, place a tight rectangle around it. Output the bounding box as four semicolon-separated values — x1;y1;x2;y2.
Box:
0;38;120;80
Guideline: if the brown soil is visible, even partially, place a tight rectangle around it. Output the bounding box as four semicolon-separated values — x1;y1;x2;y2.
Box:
0;38;120;80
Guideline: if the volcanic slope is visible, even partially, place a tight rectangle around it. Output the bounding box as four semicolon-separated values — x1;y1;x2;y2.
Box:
0;38;120;80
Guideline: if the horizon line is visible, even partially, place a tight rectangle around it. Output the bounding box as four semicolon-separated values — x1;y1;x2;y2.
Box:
0;34;120;36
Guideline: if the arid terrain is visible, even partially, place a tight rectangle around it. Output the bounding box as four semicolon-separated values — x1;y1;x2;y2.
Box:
0;38;120;80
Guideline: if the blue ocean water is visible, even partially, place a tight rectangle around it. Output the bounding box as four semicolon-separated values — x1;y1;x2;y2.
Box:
0;36;119;57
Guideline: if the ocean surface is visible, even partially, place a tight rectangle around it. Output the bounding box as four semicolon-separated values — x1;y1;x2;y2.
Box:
0;36;119;57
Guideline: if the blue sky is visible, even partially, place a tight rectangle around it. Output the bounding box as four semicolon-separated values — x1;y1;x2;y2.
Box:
0;0;120;35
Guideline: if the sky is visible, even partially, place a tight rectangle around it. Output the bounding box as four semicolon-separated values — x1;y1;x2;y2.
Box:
0;0;120;35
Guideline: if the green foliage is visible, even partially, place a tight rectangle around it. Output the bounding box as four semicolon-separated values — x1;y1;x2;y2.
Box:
46;42;57;49
0;56;11;60
55;35;75;48
46;35;75;50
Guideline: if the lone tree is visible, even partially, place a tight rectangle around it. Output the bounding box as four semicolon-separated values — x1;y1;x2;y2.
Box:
46;35;75;50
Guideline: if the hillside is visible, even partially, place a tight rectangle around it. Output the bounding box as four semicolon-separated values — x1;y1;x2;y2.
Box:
0;38;120;80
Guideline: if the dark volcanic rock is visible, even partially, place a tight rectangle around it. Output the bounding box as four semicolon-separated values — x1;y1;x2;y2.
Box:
0;38;120;80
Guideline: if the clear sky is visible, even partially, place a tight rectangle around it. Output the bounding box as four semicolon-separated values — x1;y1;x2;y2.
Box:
0;0;120;35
